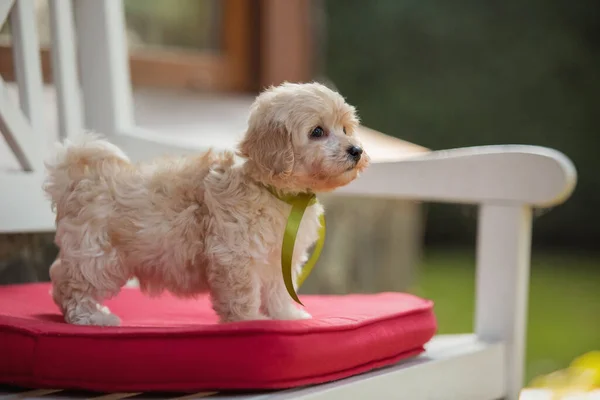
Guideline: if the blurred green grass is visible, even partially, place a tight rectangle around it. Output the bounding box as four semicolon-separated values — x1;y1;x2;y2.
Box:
411;247;600;382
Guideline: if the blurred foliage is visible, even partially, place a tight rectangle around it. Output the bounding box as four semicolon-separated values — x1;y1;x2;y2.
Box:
413;247;600;382
323;0;600;248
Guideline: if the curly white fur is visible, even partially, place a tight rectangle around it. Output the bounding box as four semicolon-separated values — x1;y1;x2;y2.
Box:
43;82;369;326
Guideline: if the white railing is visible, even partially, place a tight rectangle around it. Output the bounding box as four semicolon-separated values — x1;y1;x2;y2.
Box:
0;0;140;171
74;0;134;136
0;0;44;172
0;0;187;232
49;0;82;140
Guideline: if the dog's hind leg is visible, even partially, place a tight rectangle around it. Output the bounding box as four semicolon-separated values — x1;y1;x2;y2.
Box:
50;253;125;326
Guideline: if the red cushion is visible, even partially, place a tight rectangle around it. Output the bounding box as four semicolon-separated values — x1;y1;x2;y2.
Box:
0;283;436;392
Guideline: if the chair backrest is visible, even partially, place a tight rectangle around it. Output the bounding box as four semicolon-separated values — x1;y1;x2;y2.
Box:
0;0;134;233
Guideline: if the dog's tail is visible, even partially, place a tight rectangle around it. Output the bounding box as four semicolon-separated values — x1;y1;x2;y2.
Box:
43;132;130;212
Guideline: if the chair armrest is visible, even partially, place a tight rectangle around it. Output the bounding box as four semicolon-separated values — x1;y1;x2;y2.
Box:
339;145;577;207
338;143;577;399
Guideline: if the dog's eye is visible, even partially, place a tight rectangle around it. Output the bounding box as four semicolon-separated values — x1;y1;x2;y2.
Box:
310;126;325;138
343;127;347;135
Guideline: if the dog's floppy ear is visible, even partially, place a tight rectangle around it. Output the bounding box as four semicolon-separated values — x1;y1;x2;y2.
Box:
238;122;294;178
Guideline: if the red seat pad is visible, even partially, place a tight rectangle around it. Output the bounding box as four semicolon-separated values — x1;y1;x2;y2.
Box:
0;283;436;392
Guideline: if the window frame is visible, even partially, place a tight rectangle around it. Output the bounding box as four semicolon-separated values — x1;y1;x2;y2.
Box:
0;0;259;92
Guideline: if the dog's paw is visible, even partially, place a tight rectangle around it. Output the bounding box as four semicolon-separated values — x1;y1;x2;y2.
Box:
90;311;121;326
269;307;312;321
69;310;121;326
220;313;269;323
96;304;112;314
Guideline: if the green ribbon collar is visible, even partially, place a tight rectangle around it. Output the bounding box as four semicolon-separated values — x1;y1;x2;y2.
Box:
265;186;326;305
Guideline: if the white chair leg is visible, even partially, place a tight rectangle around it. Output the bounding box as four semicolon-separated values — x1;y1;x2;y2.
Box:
474;204;533;400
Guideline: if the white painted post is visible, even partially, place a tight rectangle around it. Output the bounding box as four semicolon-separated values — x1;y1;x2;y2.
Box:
73;0;134;135
474;204;533;400
9;0;45;168
49;0;82;140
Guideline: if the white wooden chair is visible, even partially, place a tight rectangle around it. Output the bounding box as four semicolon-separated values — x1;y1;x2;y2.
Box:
0;1;577;399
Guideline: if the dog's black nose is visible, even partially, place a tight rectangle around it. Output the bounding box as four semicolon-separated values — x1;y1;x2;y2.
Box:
347;145;363;161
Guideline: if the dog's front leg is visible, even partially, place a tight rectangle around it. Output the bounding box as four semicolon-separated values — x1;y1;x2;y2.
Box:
261;261;312;321
207;258;267;323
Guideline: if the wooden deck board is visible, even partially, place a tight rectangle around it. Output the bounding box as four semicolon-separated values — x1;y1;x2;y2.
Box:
0;388;283;400
0;388;222;400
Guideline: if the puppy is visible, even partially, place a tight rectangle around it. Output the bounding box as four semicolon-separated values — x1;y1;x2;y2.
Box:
43;82;370;326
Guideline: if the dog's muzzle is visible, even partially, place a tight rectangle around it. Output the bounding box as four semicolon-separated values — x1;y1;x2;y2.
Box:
347;145;363;162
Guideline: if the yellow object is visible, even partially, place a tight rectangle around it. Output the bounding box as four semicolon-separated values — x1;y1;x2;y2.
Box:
525;351;600;399
266;186;326;305
570;351;600;386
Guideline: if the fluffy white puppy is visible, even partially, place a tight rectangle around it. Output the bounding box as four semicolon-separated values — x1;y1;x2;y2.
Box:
44;82;370;326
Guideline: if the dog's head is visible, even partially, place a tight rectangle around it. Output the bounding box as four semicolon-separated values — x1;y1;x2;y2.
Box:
238;82;370;193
